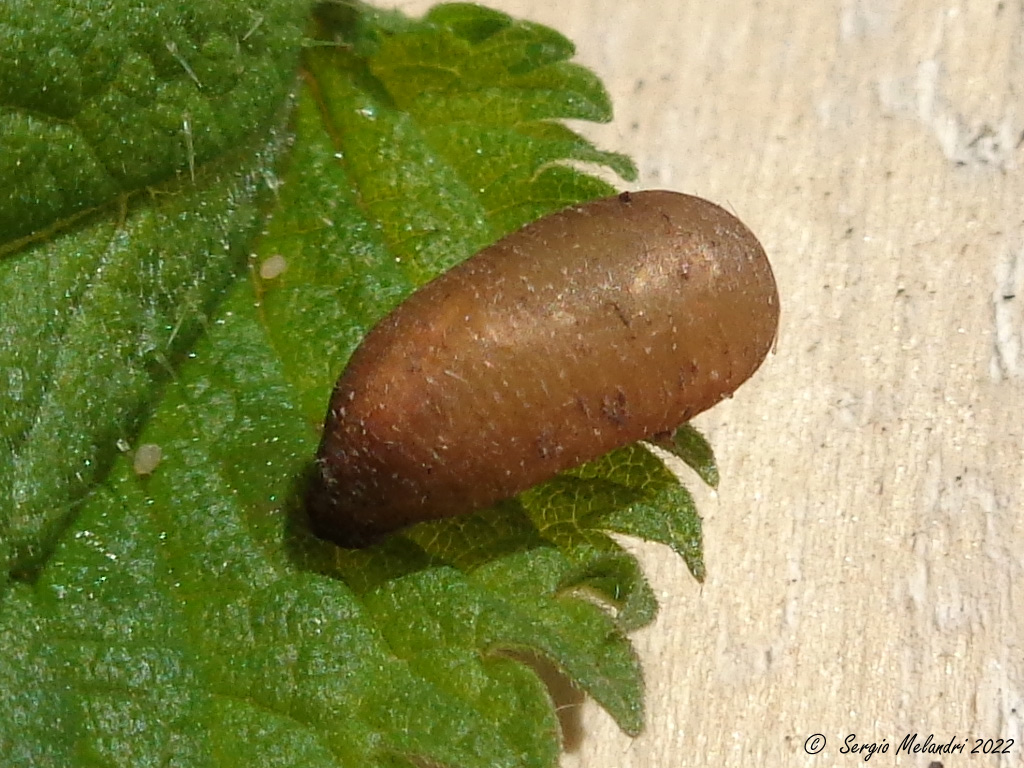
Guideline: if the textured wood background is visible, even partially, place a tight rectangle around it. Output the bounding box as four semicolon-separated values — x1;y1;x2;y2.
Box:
392;2;1024;766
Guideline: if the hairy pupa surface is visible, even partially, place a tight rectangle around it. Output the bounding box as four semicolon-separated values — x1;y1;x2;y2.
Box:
308;190;780;547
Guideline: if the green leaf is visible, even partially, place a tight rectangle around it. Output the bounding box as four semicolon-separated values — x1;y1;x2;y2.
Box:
661;423;721;489
1;0;305;247
0;0;307;579
1;3;713;766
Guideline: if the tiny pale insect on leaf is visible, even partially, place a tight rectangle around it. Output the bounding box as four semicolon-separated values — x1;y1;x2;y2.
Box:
133;443;163;476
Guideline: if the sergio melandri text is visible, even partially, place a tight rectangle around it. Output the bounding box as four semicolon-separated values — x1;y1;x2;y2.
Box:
840;732;967;761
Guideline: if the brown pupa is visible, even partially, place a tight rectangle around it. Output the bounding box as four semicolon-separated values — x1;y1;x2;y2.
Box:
308;190;779;547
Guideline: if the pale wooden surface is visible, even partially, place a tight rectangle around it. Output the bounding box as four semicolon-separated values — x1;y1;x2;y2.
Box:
391;2;1024;766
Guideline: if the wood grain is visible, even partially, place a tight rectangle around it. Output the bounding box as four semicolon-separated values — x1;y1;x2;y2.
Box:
389;2;1024;765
